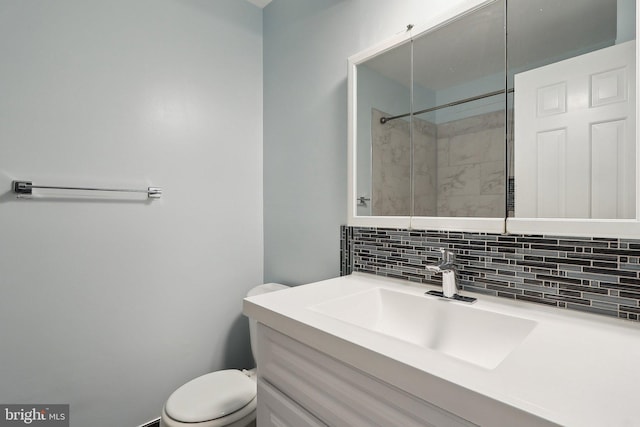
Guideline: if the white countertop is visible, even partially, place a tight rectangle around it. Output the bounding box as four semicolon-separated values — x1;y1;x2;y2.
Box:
243;273;640;427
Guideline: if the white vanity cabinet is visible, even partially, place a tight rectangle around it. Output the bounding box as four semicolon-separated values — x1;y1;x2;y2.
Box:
245;274;640;426
256;324;478;427
257;379;326;427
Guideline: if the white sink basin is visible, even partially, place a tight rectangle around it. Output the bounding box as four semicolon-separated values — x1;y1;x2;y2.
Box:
310;287;537;369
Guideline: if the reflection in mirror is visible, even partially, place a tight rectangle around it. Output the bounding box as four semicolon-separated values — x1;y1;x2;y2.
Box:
411;0;505;218
361;0;506;219
356;41;412;216
509;0;636;219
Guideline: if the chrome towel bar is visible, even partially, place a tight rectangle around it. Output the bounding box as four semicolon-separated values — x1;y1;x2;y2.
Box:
12;180;162;199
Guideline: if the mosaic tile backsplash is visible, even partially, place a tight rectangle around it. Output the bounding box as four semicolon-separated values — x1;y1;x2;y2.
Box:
341;226;640;321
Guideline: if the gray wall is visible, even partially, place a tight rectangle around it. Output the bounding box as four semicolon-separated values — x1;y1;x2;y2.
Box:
0;1;263;426
263;0;478;285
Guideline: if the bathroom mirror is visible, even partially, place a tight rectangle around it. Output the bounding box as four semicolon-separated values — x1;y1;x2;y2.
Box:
355;39;412;217
348;0;506;232
411;0;505;219
507;0;640;237
510;0;634;219
349;0;640;237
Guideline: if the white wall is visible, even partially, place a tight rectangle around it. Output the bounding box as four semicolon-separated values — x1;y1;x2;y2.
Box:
0;1;263;426
263;0;483;284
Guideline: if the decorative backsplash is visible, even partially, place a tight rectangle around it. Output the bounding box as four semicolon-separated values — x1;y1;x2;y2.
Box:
341;226;640;321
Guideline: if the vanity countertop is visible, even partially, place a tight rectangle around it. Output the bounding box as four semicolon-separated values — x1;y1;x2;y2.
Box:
243;273;640;427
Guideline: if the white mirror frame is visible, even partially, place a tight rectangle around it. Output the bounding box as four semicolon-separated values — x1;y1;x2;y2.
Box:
347;0;504;233
349;0;640;238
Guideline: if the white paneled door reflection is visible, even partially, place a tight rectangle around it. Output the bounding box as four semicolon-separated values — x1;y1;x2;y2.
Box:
514;40;635;219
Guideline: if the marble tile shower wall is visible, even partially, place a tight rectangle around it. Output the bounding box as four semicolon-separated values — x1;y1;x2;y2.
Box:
436;110;505;217
340;226;640;321
370;109;505;217
371;109;437;216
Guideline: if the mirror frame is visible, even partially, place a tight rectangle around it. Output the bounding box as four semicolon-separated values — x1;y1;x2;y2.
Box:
347;0;505;233
348;0;640;238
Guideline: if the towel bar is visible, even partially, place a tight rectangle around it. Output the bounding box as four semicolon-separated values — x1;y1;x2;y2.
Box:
12;180;162;199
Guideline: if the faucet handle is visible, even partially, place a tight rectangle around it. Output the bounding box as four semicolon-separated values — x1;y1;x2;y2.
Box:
440;248;455;264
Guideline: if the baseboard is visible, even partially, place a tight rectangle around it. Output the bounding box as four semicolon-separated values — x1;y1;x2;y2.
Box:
137;417;160;427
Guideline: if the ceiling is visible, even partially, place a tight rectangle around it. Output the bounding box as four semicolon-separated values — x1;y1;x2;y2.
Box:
246;0;272;8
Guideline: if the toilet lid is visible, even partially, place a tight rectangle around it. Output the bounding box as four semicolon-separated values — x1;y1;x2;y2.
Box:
246;283;289;297
165;369;256;423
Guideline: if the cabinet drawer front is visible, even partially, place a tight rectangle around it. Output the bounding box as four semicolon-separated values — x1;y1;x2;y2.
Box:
258;379;327;427
258;324;477;427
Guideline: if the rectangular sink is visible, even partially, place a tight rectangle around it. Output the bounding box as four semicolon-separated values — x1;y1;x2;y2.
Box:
310;288;537;369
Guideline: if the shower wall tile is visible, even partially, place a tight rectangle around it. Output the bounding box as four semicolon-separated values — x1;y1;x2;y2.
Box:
438;109;506;138
340;226;640;322
447;128;503;166
480;161;506;195
413;117;438;216
436;110;505;217
438;164;481;196
371;108;411;216
373;108;506;218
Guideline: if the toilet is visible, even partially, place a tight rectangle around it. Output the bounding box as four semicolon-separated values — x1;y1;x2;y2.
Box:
160;283;289;427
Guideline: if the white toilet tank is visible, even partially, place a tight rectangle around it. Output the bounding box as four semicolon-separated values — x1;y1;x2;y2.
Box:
246;283;288;365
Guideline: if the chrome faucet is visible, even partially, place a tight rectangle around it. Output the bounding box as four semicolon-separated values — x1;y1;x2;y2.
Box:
424;249;476;303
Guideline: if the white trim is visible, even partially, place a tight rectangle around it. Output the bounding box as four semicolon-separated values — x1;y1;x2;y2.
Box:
347;57;356;223
507;218;640;239
349;215;411;229
411;217;505;233
637;0;640;220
